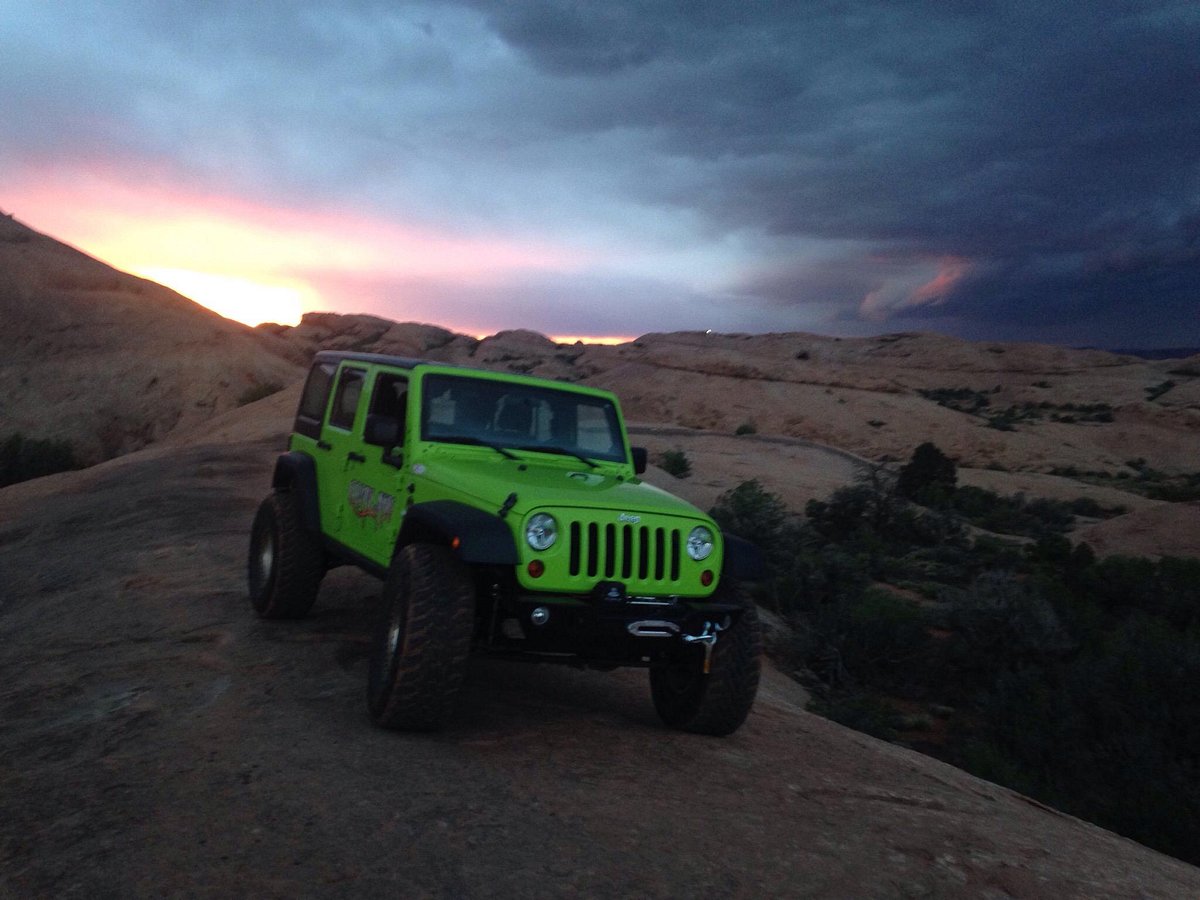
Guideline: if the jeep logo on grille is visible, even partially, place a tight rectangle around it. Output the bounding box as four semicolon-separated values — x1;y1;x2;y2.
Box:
617;513;641;524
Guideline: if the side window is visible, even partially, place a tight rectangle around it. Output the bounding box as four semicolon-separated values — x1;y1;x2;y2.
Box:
368;373;408;444
294;361;337;439
329;367;366;431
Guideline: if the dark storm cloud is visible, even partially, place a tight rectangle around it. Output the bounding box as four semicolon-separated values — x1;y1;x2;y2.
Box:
472;0;1200;341
3;0;1197;343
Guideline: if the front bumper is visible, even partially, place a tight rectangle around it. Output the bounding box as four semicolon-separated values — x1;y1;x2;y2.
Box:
482;588;742;667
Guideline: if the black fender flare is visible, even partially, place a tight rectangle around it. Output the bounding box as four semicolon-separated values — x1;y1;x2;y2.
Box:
271;452;321;535
722;531;766;582
398;500;519;565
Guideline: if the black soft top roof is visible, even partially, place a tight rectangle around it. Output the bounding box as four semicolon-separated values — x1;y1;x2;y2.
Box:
312;350;432;370
309;350;608;397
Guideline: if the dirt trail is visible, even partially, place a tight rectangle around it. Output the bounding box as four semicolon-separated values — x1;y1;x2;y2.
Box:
2;439;1198;898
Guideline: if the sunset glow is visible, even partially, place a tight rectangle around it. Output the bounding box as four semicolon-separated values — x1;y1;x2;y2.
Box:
8;169;585;330
548;334;635;345
137;267;312;327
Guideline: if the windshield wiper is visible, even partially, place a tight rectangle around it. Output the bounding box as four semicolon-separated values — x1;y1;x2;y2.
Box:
433;434;520;460
515;444;599;469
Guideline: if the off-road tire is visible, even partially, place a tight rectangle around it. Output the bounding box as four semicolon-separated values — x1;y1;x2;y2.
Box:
248;491;324;619
649;582;762;736
368;542;475;731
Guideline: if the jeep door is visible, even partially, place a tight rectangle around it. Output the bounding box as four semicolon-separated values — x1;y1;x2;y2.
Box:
314;363;370;544
336;369;410;567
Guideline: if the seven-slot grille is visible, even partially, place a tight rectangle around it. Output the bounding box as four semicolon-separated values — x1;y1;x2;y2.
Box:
567;520;683;583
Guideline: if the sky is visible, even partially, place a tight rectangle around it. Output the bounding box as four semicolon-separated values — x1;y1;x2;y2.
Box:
2;1;1198;347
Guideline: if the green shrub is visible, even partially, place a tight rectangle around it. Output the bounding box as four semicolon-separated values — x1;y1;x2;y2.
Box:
810;691;899;741
710;479;787;549
734;421;757;436
1145;380;1176;401
1068;496;1125;519
897;442;957;502
948;486;1075;538
764;453;1200;866
960;614;1200;864
918;387;991;414
657;448;691;478
1144;480;1200;502
0;433;84;487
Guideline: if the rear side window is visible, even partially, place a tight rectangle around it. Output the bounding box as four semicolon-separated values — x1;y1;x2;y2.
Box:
294;361;337;439
329;367;366;430
369;373;409;442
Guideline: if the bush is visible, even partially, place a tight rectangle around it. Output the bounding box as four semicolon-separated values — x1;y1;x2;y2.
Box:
710;479;787;550
760;456;1200;866
918;387;991;414
833;587;931;685
0;433;84;487
657;448;691;478
1145;380;1176;401
948;486;1075;538
810;691;899;741
961;615;1200;863
897;442;957;502
1144;480;1200;502
734;421;757;436
943;571;1073;674
1068;496;1125;519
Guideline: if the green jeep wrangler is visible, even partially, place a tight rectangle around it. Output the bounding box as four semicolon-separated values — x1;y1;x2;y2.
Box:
248;351;762;735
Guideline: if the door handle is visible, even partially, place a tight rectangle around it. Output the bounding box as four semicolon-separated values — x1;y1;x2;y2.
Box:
317;440;332;451
347;452;366;463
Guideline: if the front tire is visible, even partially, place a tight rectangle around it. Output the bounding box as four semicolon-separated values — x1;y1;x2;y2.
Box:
649;582;762;736
248;491;324;619
368;543;475;731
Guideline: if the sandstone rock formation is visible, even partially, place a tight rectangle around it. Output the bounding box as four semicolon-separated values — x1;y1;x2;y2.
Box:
0;214;302;462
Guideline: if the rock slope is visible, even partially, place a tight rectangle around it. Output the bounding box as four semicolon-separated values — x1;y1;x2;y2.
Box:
0;213;302;461
2;431;1198;897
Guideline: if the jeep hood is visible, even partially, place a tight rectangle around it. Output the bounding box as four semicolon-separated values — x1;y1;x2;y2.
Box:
415;456;708;521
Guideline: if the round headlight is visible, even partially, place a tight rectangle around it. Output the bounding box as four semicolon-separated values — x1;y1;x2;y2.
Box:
526;513;558;551
686;525;714;561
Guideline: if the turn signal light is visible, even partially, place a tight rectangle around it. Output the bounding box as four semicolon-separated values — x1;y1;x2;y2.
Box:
528;560;545;578
700;570;714;586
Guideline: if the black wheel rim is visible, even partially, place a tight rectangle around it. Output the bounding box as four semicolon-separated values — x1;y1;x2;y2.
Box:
249;518;276;598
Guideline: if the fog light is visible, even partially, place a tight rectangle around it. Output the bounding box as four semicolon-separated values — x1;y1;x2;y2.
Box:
700;570;714;586
528;560;545;578
531;606;550;626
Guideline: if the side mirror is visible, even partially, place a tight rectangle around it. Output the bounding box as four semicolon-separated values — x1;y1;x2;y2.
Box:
631;446;648;475
363;414;401;447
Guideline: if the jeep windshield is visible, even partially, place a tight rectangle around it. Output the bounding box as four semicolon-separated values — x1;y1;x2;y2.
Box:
420;373;627;464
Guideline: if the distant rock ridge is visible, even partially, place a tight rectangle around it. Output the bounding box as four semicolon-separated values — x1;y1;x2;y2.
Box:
3;218;1198;484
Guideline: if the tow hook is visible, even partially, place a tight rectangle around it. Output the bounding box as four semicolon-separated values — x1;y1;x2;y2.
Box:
627;620;681;638
682;618;730;674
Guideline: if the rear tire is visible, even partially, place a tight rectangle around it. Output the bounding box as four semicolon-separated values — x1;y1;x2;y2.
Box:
368;543;475;731
649;582;762;736
247;492;324;619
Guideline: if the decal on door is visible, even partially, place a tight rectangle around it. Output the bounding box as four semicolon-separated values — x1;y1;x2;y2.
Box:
348;480;396;527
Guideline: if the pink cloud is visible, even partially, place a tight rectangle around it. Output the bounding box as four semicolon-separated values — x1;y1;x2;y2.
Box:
859;256;972;322
6;165;587;327
912;257;971;304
